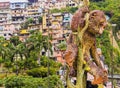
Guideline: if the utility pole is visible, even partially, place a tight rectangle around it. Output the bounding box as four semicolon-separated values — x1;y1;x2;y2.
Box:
111;24;116;88
47;8;50;88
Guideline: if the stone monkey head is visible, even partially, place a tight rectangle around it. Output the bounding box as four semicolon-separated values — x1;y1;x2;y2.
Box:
71;9;107;35
88;10;107;35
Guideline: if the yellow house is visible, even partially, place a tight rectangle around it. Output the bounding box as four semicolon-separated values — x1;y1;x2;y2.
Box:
42;12;63;29
52;13;63;22
28;24;41;31
20;29;29;35
42;13;47;29
19;29;29;42
52;20;61;30
27;6;39;15
51;13;63;30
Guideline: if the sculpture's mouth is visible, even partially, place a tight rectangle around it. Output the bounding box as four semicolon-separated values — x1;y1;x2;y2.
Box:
99;27;104;34
99;21;108;34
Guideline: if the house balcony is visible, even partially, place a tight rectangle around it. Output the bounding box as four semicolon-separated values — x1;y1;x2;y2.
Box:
25;14;41;18
52;36;60;40
12;14;24;17
51;40;58;44
11;20;24;24
42;32;48;36
0;15;7;18
0;11;10;14
0;19;7;22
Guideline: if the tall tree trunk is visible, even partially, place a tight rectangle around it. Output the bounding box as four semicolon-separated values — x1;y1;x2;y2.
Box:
66;13;89;88
76;47;84;88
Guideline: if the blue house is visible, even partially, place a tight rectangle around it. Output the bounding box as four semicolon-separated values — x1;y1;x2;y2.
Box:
63;13;73;23
10;0;28;9
62;12;73;29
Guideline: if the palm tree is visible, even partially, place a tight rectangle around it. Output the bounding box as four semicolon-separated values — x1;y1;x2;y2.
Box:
8;36;28;75
26;30;52;66
0;37;13;73
0;37;7;59
0;37;6;71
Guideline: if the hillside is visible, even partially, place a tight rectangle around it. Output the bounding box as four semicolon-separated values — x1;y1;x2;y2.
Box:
90;0;120;73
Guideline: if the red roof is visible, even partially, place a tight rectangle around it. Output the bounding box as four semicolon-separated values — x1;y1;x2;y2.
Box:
0;2;9;8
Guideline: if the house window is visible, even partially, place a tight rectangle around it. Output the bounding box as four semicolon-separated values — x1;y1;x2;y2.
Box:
65;18;68;20
72;4;75;6
9;33;12;36
15;4;20;8
43;29;47;33
4;34;6;36
42;52;45;55
12;5;14;8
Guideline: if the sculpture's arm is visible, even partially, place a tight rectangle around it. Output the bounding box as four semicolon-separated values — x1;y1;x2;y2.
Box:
91;43;103;68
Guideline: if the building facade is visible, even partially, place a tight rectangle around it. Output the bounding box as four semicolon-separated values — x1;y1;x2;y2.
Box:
36;0;78;10
26;5;42;25
10;0;29;30
0;1;14;40
10;0;28;9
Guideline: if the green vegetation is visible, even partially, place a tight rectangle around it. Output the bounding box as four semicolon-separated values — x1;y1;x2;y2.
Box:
0;75;63;88
26;56;61;77
96;30;112;65
57;41;67;51
50;0;120;73
90;0;120;28
90;0;120;46
90;0;120;73
51;7;78;13
0;0;120;87
21;16;42;29
38;16;42;24
0;30;62;87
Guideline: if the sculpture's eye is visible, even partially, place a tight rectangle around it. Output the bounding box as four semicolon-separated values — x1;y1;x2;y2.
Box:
100;22;106;28
100;22;104;26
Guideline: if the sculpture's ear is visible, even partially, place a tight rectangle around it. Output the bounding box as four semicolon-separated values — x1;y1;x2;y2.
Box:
90;11;97;19
92;12;97;16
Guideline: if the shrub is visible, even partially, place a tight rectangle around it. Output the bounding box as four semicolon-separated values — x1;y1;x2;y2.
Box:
44;75;64;88
40;56;61;68
4;76;47;88
0;74;7;79
26;67;57;77
0;57;3;64
0;79;4;87
4;75;64;88
26;67;48;77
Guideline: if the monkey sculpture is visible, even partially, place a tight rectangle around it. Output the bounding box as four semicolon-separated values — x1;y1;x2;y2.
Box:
64;6;108;85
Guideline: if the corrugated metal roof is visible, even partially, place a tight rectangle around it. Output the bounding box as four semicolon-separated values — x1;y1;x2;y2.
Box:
0;0;28;3
10;0;28;3
0;0;9;2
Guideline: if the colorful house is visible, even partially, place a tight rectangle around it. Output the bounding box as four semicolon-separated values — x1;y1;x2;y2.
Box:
51;13;63;29
10;0;28;26
63;13;72;23
19;29;29;42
